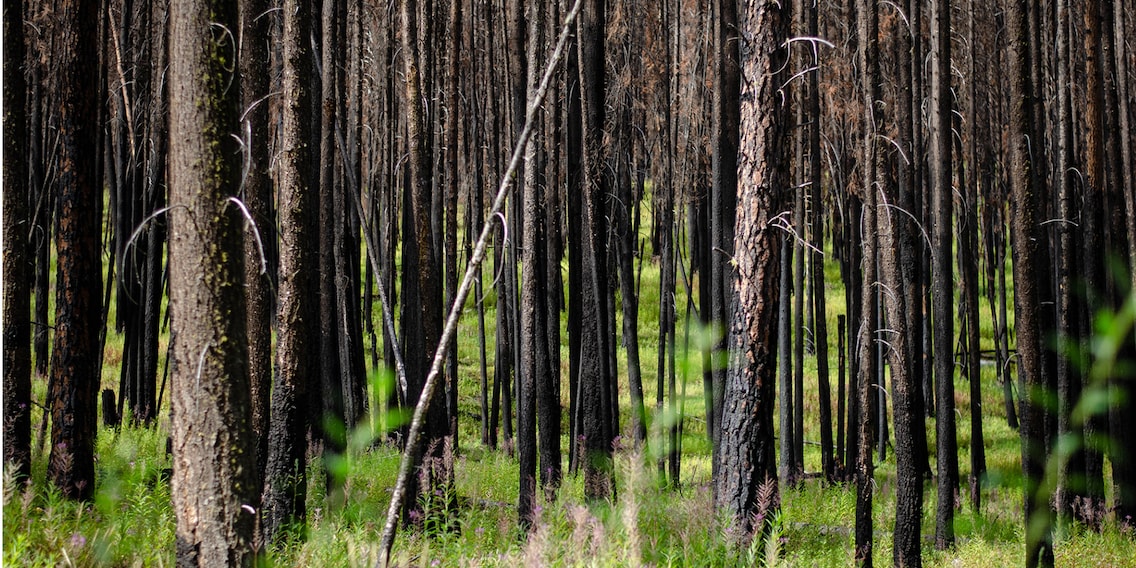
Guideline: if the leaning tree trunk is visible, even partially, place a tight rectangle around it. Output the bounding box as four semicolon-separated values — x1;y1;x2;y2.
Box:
47;0;102;503
167;0;258;562
714;0;788;537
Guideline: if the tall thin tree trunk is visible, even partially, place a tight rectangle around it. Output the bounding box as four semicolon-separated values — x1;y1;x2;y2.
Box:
3;0;32;481
240;0;273;493
261;0;316;545
854;0;879;562
1008;0;1055;563
47;0;102;502
930;0;958;549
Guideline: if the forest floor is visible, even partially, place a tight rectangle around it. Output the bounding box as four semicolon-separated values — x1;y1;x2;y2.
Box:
6;246;1136;567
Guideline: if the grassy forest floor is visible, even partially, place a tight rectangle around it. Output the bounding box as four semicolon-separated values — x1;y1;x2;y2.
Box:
6;237;1136;567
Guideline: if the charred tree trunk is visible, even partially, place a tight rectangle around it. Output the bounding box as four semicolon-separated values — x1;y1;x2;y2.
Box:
399;0;449;520
47;0;102;502
576;0;615;501
1007;0;1055;563
3;0;32;481
261;0;316;545
714;0;788;536
930;0;958;549
854;0;879;562
240;0;273;492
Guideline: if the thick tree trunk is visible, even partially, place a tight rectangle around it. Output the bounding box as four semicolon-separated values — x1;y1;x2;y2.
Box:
399;0;449;520
715;0;787;536
168;0;257;561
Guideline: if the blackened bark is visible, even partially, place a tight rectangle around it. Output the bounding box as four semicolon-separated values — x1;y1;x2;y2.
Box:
565;4;583;470
930;0;958;549
876;3;921;562
168;0;257;561
854;0;878;562
3;0;32;481
262;0;315;545
1007;0;1054;563
399;0;449;519
576;0;615;500
444;0;463;446
715;0;787;535
318;0;345;460
710;0;740;481
47;0;102;502
807;0;834;484
240;0;273;492
778;234;794;483
899;0;930;479
1110;0;1136;529
1078;0;1109;525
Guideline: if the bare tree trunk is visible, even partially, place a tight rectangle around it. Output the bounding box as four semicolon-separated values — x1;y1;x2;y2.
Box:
715;0;788;537
3;0;32;482
239;0;273;493
518;0;545;527
930;0;958;549
168;0;257;561
1007;0;1054;563
261;0;315;545
576;0;615;501
47;0;102;502
399;0;449;522
808;0;834;484
854;0;878;562
709;0;740;483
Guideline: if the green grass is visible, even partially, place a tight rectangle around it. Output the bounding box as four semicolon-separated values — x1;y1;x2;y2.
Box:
7;220;1136;566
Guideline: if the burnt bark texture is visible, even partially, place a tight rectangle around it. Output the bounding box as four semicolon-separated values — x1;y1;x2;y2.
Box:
930;0;958;550
239;0;274;492
261;0;316;545
3;0;32;482
167;0;258;563
47;0;102;502
854;0;878;563
576;0;615;501
709;0;740;481
714;0;788;536
1006;0;1054;564
399;0;450;519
